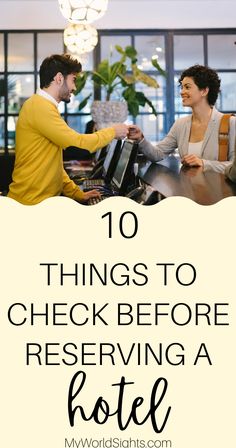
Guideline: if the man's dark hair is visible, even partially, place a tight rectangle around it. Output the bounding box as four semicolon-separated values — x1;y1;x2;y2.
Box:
179;64;221;106
39;54;82;88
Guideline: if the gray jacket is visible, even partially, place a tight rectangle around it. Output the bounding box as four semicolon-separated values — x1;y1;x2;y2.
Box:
139;108;235;173
225;157;236;182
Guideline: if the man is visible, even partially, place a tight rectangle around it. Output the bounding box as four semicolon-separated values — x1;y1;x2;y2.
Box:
8;54;128;205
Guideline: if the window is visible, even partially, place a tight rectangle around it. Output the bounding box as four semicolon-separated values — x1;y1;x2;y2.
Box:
8;33;34;72
135;35;166;70
100;35;131;62
1;28;236;154
0;33;4;72
208;34;236;69
216;73;236;111
8;74;34;113
174;35;204;70
37;33;63;70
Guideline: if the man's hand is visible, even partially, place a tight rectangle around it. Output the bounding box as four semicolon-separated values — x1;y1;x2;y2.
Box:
82;189;101;202
112;123;129;139
181;154;203;167
128;125;143;142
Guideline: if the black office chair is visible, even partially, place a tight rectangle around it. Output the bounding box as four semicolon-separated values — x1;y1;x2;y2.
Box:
0;154;15;194
63;146;92;161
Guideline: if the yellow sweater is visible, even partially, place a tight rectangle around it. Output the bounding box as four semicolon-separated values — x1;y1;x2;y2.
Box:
8;94;115;205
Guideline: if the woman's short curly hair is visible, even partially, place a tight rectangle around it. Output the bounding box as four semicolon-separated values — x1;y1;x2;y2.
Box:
179;65;221;106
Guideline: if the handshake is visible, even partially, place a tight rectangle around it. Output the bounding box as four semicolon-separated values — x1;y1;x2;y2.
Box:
112;123;144;142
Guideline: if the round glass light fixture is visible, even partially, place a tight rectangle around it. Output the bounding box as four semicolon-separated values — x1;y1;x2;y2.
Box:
64;23;98;54
58;0;108;24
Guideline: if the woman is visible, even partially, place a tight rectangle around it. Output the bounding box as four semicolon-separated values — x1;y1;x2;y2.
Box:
128;65;235;172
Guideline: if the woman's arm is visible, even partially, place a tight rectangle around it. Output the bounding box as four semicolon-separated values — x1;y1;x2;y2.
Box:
129;121;179;162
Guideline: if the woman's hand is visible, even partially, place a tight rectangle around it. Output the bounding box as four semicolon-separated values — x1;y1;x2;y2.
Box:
128;125;144;142
181;154;203;167
181;166;203;177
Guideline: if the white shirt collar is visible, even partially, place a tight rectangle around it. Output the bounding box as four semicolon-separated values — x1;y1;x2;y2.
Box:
37;88;59;108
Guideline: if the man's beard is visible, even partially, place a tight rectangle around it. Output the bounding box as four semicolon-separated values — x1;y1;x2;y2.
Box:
62;97;70;104
59;81;71;103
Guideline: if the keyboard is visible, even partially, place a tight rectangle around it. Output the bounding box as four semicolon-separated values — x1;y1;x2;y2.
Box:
71;173;88;182
88;195;106;205
88;185;118;204
83;178;105;188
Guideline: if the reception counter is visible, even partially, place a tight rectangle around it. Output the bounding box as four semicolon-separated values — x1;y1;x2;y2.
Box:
139;155;236;205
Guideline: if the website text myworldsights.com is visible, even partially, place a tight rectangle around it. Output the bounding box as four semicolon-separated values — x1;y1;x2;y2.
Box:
64;438;172;448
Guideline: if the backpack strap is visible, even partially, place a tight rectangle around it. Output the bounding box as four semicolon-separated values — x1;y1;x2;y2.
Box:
218;113;234;161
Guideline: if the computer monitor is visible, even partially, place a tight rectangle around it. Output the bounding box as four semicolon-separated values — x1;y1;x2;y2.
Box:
103;139;122;179
94;145;107;163
112;139;138;192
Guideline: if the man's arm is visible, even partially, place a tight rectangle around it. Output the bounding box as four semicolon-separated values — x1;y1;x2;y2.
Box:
33;100;128;153
62;169;101;202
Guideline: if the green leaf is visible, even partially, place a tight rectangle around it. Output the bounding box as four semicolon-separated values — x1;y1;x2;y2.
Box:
92;63;110;86
78;94;92;111
92;72;107;86
115;45;125;55
75;73;89;94
97;59;109;72
135;91;146;107
93;60;110;84
151;58;166;77
110;61;123;83
119;73;135;85
117;63;127;76
127;99;140;117
125;46;138;63
132;66;159;88
122;86;136;101
144;95;158;116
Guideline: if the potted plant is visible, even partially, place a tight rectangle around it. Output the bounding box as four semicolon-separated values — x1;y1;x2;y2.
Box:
75;45;165;127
